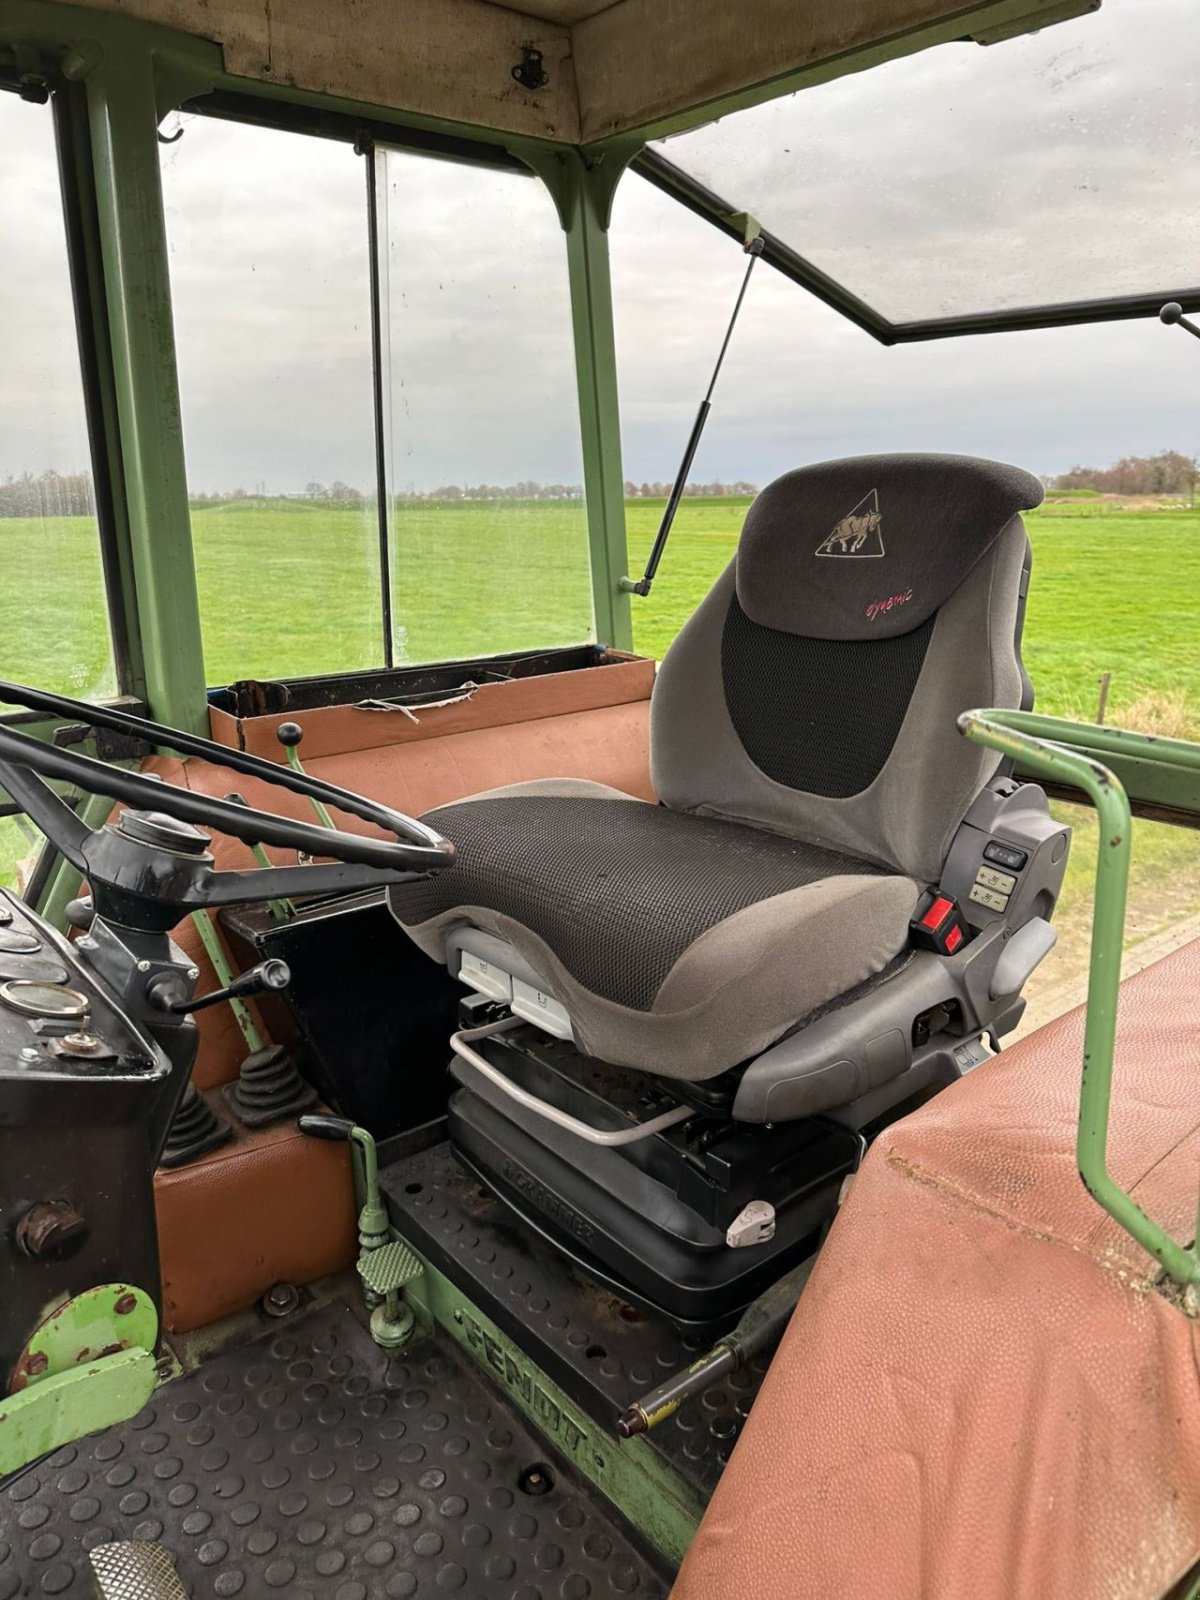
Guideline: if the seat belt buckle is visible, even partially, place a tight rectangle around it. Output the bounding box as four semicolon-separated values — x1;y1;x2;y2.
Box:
910;890;971;956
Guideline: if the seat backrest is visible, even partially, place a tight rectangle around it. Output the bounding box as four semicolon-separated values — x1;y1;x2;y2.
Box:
650;454;1042;882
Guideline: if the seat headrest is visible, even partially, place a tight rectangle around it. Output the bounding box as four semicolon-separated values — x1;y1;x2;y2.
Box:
736;453;1043;641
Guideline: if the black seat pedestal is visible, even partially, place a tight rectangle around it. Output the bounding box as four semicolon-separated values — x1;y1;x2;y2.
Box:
448;1026;863;1328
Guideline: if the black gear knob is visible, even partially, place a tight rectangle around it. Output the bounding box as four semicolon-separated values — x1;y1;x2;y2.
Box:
276;722;304;748
1160;302;1183;324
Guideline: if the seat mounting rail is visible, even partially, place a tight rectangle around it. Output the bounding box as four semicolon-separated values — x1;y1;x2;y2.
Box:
451;1017;694;1147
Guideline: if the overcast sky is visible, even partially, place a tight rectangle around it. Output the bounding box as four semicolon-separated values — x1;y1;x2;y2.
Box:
2;0;1198;497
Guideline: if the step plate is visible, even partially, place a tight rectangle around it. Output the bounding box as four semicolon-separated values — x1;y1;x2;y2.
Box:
381;1139;772;1500
0;1304;664;1598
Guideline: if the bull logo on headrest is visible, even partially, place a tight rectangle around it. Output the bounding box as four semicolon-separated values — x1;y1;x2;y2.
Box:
815;489;885;557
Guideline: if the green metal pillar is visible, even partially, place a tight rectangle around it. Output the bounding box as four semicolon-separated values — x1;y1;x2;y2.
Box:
557;153;635;653
75;45;208;732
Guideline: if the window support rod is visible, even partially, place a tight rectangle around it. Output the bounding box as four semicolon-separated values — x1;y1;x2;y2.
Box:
621;225;763;599
361;138;395;670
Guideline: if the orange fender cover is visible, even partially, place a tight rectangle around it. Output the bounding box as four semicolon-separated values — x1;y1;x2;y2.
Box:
672;941;1200;1600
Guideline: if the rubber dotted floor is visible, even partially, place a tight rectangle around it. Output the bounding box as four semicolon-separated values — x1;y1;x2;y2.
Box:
0;1304;666;1598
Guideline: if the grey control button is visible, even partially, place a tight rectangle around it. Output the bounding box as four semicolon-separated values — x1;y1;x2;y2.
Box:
975;864;1016;894
969;883;1010;914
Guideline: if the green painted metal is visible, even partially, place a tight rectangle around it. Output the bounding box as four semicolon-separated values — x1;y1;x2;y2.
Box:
1;1279;159;1477
1008;710;1200;821
535;151;635;653
347;1124;388;1252
405;1252;703;1565
17;1281;158;1390
960;708;1200;1290
282;744;336;832
247;841;293;922
0;1346;158;1478
77;43;208;733
358;1237;423;1297
191;908;265;1054
360;1238;423;1350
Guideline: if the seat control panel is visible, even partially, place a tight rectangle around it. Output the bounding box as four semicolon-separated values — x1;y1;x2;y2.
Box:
943;781;1071;934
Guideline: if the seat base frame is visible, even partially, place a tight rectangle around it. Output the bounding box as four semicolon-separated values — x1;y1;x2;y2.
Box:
447;1022;864;1327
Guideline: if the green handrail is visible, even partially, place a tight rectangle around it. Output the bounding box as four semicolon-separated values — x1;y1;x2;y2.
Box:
959;708;1200;1289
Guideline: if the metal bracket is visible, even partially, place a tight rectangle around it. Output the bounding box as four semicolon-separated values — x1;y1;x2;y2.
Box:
0;1347;158;1478
511;45;548;91
52;720;153;764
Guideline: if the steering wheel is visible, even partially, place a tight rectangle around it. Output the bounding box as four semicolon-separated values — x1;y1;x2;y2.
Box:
0;682;454;923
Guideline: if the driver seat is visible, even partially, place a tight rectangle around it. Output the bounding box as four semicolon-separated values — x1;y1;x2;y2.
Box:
388;455;1070;1318
391;453;1059;1082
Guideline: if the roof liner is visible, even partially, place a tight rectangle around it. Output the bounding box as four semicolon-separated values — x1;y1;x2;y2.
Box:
57;0;1100;147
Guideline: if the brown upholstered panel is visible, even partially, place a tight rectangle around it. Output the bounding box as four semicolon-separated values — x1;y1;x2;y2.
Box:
154;1097;357;1334
672;939;1200;1600
142;659;653;1330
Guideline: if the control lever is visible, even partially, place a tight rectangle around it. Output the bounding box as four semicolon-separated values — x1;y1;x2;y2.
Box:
298;1114;423;1349
276;723;335;831
224;792;292;921
155;957;290;1016
1160;302;1200;342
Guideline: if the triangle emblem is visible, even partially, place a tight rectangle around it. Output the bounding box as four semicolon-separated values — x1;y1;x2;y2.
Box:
815;489;885;558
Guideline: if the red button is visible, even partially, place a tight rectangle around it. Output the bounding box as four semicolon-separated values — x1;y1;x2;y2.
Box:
920;895;954;931
945;924;964;953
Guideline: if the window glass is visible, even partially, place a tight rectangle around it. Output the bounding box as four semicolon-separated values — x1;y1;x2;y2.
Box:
651;0;1200;321
161;116;383;682
377;149;593;662
0;89;116;698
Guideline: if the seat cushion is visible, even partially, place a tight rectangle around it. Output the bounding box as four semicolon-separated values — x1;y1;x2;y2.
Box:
388;779;919;1080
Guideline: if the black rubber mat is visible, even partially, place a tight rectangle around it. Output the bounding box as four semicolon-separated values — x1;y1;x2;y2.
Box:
0;1304;666;1598
381;1141;770;1498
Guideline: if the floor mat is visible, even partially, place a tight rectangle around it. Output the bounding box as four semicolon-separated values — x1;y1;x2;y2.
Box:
382;1140;770;1499
0;1303;666;1598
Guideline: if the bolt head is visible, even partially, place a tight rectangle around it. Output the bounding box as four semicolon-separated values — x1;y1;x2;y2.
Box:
114;1292;138;1316
137;959;151;973
77;937;96;951
187;966;200;981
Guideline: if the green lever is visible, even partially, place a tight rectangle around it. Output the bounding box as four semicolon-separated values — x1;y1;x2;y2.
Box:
298;1114;422;1348
298;1113;387;1248
224;792;293;920
276;723;336;832
190;909;266;1055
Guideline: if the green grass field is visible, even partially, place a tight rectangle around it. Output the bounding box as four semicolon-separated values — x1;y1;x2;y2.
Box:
0;495;1198;977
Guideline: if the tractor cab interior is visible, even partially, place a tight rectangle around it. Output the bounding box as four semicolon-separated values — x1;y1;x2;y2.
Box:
2;0;1200;1596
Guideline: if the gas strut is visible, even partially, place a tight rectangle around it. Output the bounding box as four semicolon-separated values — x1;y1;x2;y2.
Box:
621;225;765;599
615;1254;814;1438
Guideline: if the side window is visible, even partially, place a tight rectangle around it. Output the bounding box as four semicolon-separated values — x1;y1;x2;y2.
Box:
161;116;384;682
0;86;122;890
377;149;594;662
0;89;118;700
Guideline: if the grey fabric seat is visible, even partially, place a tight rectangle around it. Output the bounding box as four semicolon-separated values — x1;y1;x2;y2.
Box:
393;780;917;1079
390;452;1044;1082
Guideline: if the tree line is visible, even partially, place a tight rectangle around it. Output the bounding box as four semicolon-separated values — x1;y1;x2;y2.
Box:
1051;450;1198;497
9;457;1198;518
0;471;762;515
